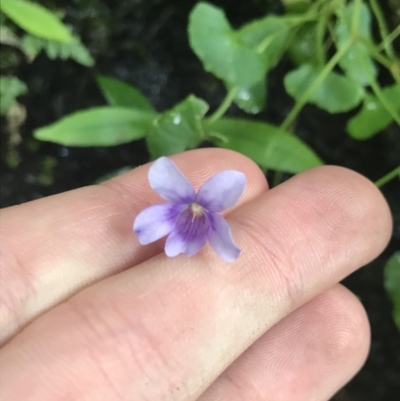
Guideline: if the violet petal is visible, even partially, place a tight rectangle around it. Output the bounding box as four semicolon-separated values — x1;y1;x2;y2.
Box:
148;157;196;204
165;209;209;257
206;212;240;262
133;203;187;245
196;170;246;212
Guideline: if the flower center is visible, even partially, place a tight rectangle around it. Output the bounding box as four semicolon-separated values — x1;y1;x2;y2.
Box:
190;202;204;221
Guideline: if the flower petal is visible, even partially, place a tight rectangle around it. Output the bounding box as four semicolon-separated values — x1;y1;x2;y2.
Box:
165;209;209;257
148;157;196;204
206;212;240;262
133;203;187;245
196;170;246;212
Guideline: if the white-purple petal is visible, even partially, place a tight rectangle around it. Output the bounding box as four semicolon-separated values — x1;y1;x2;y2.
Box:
165;209;209;257
133;203;187;245
196;170;246;212
148;157;196;204
206;212;240;262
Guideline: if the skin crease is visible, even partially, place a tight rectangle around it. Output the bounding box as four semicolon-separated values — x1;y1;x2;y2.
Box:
0;148;392;401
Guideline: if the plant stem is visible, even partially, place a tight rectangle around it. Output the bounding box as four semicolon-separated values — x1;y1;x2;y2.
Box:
208;88;236;123
279;37;353;132
369;0;395;59
316;9;329;66
351;0;362;36
377;25;400;54
369;77;400;126
375;165;400;188
361;38;394;68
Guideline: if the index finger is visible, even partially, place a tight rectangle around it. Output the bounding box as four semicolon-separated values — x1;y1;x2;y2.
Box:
0;149;268;344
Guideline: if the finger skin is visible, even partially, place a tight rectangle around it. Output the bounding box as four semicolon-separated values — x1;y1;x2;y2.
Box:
198;284;370;401
0;149;268;343
0;166;392;401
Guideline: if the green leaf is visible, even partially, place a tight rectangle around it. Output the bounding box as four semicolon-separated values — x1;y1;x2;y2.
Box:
287;22;318;65
229;78;267;114
96;75;155;112
228;15;289;113
188;2;265;88
34;107;155;146
147;95;209;158
384;252;400;332
347;84;400;139
0;0;72;43
284;64;364;113
0;25;23;49
0;76;27;114
334;1;376;86
237;15;290;70
205;118;323;173
21;35;94;66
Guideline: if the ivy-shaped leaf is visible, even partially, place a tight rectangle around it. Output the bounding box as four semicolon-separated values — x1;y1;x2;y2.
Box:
334;1;376;86
0;0;72;43
34;107;155;146
96;75;155;112
284;63;364;113
347;84;400;139
147;95;209;158
384;252;400;332
205;117;323;173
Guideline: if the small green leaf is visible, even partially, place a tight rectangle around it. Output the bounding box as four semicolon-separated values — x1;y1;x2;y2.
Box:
284;64;364;113
34;107;155;146
205;118;323;173
287;22;318;65
347;84;400;139
147;95;209;158
96;75;155;111
334;1;376;86
229;78;267;114
384;252;400;332
21;35;94;66
237;16;290;70
0;75;27;114
0;25;23;49
0;0;73;43
188;2;264;88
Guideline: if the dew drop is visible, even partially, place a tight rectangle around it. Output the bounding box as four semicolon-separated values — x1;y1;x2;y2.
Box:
173;114;181;124
237;89;250;101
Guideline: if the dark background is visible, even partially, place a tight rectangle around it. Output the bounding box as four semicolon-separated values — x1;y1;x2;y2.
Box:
1;1;399;400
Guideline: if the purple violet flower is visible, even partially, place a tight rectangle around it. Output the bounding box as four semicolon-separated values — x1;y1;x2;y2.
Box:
133;157;247;262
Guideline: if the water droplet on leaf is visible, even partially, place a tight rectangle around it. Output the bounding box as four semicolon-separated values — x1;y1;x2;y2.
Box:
173;114;181;124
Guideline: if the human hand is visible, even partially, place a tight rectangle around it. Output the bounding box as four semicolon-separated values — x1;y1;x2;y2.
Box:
0;149;392;401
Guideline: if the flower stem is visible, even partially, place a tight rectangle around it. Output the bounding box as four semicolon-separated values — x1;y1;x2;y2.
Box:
369;76;400;126
315;8;329;66
208;88;237;123
375;165;400;188
377;25;400;54
369;0;395;59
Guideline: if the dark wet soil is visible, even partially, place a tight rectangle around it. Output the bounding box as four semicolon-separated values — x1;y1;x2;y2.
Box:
1;1;399;400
